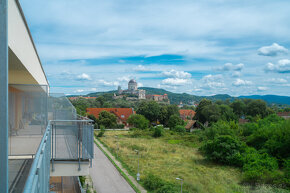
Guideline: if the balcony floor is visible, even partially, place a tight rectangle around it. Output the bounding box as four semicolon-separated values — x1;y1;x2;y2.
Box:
9;159;33;193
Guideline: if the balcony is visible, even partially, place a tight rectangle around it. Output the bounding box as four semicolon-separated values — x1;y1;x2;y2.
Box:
8;85;94;193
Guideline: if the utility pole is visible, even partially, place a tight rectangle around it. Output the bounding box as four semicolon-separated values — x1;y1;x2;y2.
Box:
135;150;140;181
176;178;183;193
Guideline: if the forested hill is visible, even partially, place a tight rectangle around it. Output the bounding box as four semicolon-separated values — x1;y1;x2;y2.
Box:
239;95;290;105
78;87;290;105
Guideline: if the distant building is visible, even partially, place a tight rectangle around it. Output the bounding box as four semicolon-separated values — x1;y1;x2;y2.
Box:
86;108;135;126
146;94;169;103
239;118;250;124
115;79;146;100
185;120;199;131
179;109;196;120
68;96;97;100
277;112;290;119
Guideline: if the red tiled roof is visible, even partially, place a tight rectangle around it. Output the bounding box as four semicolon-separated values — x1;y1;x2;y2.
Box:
179;109;196;117
86;108;135;121
277;112;290;116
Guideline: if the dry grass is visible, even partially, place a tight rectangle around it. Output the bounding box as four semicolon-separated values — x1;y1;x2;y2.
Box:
98;131;289;193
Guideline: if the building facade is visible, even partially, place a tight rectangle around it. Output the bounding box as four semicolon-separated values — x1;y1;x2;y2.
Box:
0;2;94;193
116;79;146;100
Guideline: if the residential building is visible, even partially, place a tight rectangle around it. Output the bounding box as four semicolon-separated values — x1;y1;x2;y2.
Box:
0;1;94;193
179;109;196;120
277;112;290;119
87;108;135;126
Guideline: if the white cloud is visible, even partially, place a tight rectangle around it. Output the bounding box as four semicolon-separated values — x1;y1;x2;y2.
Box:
161;78;192;86
268;78;287;83
90;88;97;92
162;69;191;79
258;43;288;56
232;71;241;77
99;80;119;87
117;76;130;82
201;74;225;89
265;59;290;73
257;86;268;91
215;63;244;72
134;65;149;72
233;78;252;86
138;82;143;87
76;73;91;80
75;89;85;93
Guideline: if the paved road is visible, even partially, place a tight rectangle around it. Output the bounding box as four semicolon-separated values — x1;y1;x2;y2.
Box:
90;143;136;193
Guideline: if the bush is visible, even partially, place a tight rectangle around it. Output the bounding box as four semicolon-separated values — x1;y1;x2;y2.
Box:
242;148;279;183
116;124;125;129
143;173;165;191
168;115;184;129
153;126;164;138
143;173;178;193
97;125;105;137
127;114;149;130
172;125;186;133
200;135;245;166
203;121;239;140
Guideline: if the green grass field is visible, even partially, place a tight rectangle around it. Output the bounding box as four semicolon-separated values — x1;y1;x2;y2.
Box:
97;130;289;193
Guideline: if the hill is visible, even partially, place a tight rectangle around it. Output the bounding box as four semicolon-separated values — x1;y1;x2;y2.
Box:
239;95;290;105
75;87;289;105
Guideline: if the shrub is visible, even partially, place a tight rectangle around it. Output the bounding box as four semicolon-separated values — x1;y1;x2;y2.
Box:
153;126;164;138
242;148;279;183
143;173;178;193
200;135;245;166
168;115;184;129
172;125;186;133
203;120;239;140
116;124;125;129
143;173;165;191
127;114;149;130
97;125;105;137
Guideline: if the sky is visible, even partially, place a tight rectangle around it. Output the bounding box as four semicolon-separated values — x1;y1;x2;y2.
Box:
20;0;290;96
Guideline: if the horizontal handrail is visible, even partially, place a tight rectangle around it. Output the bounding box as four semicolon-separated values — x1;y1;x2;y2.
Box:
50;119;93;123
23;121;51;193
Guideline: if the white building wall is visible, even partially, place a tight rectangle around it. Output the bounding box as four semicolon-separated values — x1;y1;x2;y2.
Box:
8;0;48;86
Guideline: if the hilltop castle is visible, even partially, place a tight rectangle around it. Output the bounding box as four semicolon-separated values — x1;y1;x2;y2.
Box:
116;79;146;99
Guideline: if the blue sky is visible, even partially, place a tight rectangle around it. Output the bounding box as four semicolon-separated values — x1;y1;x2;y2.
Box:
20;0;290;96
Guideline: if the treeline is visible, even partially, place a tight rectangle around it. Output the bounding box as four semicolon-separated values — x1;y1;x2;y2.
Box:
195;98;275;125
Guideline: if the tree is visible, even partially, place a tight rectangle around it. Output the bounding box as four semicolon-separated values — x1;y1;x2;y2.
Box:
195;99;212;124
96;96;105;107
168;115;184;129
231;100;246;118
127;114;149;130
200;104;221;124
137;101;160;122
98;111;117;128
219;104;237;121
158;105;179;125
246;99;268;118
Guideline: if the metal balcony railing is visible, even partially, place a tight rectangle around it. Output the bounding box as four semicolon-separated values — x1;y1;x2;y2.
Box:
51;119;94;170
22;122;51;193
22;117;94;193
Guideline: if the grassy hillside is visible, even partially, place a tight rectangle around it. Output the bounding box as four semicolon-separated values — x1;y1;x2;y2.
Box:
97;131;288;193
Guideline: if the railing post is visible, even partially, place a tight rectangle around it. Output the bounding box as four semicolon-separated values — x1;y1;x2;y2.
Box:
0;0;8;192
51;123;54;171
78;122;81;171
